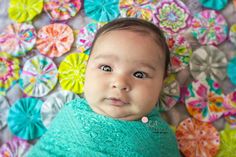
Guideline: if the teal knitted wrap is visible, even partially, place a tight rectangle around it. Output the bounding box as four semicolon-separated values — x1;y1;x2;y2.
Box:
27;98;180;157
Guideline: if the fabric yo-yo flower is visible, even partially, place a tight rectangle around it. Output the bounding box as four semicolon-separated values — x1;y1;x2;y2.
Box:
84;0;120;22
229;24;236;46
119;0;156;21
153;0;192;34
59;53;89;94
0;95;9;130
225;114;236;125
223;91;236;122
227;57;236;85
36;23;74;58
8;0;43;23
183;0;202;15
0;23;37;57
191;9;228;45
199;0;228;11
7;97;46;140
185;77;225;122
19;55;58;97
44;0;82;21
223;90;236;110
158;74;180;111
216;124;236;157
189;45;227;82
76;22;101;53
176;117;220;157
165;34;192;72
0;137;31;157
0;52;20;95
41;90;79;128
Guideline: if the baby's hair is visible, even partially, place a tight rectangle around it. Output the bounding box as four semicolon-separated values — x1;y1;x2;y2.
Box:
90;18;170;78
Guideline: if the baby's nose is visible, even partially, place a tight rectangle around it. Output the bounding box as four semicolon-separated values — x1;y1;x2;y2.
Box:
111;76;131;92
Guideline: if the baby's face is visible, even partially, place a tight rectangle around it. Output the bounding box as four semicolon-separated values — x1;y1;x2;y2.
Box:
84;30;165;120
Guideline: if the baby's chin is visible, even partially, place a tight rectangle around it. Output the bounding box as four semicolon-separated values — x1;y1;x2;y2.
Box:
89;104;143;121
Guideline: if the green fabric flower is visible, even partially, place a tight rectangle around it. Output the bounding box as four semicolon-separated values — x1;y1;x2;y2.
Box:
216;124;236;157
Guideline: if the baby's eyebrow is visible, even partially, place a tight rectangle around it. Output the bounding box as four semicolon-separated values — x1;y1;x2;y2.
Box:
135;62;157;71
93;54;118;60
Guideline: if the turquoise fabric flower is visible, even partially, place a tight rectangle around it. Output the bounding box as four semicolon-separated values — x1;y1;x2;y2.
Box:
84;0;120;22
7;98;46;140
227;57;236;85
199;0;228;10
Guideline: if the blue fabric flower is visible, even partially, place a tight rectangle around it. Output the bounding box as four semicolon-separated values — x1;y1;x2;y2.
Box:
7;97;46;140
84;0;120;22
199;0;228;10
227;57;236;85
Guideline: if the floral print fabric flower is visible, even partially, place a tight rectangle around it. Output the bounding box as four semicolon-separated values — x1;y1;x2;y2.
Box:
44;0;81;21
119;0;156;21
153;0;192;34
191;9;228;45
185;77;225;122
165;34;192;72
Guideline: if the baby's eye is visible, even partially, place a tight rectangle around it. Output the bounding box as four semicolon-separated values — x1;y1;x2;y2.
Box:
133;71;147;79
100;65;112;72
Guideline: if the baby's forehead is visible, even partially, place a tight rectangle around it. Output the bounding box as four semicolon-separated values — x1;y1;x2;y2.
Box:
96;29;164;54
92;30;165;62
96;29;163;49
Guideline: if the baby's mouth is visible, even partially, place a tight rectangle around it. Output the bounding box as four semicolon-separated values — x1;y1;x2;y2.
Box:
106;97;128;106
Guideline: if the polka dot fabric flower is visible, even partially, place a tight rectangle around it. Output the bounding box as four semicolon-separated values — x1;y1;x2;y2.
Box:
119;0;156;21
190;46;227;82
20;55;58;97
59;53;89;94
0;52;20;95
185;77;225;122
176;118;220;157
36;23;74;58
0;23;36;57
8;0;43;22
153;0;192;34
191;9;228;45
44;0;82;21
84;0;120;22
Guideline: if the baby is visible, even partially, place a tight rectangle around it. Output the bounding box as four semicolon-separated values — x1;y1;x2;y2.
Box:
27;18;180;157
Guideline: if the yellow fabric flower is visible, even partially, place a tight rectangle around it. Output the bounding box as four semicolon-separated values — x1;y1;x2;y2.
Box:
59;53;89;94
8;0;43;22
